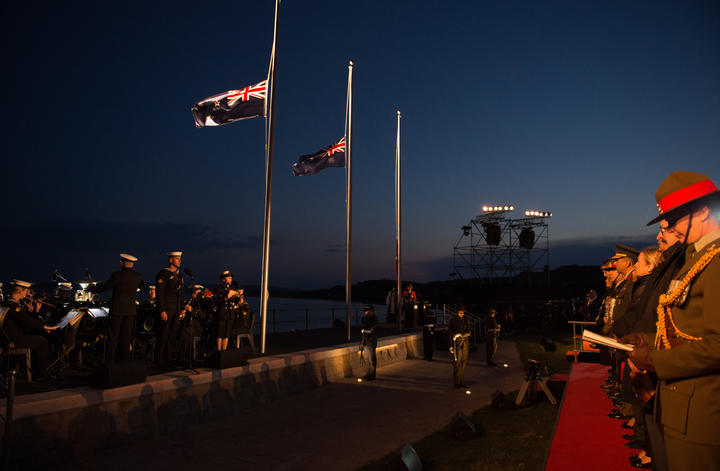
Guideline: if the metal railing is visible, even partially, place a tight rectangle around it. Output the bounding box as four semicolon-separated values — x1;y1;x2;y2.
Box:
264;307;364;333
567;320;598;362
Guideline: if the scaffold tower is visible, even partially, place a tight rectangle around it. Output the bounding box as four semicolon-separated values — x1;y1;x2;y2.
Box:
452;207;550;282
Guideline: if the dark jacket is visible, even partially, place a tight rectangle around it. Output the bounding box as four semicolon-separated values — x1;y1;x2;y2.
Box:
94;268;143;316
0;298;45;345
156;268;184;315
449;316;470;337
361;313;378;344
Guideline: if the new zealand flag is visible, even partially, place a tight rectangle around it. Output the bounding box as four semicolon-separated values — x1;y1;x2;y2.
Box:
191;80;267;127
292;137;346;176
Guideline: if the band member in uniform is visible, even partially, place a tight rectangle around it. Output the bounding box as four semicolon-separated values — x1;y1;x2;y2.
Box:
142;285;157;309
0;280;59;378
359;304;378;380
91;254;143;363
624;171;720;470
486;307;500;366
156;251;186;368
449;305;471;388
177;284;207;365
214;270;241;352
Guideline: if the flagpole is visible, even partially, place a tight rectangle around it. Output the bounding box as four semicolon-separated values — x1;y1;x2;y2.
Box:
395;110;402;331
345;60;354;342
260;0;280;354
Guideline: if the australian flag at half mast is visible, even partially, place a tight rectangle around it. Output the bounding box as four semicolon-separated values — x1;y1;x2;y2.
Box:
292;137;346;176
191;80;267;127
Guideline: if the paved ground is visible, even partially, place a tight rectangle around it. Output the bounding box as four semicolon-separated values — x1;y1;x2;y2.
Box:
51;341;525;471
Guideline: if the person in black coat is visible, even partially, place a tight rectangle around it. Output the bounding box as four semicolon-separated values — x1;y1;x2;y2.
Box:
214;270;242;352
92;254;143;363
0;280;59;378
156;251;185;368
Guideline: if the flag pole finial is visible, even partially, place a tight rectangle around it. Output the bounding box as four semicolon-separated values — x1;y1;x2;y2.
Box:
349;60;354;67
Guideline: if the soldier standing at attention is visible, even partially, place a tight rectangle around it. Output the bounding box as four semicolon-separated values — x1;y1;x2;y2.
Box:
156;251;185;368
624;171;720;470
486;307;500;366
360;305;378;380
449;306;471;388
92;254;143;363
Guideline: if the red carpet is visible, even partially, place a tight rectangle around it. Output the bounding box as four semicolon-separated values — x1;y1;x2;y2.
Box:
545;362;639;471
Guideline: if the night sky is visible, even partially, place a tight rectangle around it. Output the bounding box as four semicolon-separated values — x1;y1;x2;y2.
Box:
2;1;719;289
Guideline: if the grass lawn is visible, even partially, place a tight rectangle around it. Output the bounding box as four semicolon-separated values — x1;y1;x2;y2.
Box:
359;331;575;471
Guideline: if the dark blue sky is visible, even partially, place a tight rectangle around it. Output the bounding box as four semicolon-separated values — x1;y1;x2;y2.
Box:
2;1;719;288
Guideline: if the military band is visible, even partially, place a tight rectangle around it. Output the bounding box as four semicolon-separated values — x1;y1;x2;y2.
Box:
0;250;258;377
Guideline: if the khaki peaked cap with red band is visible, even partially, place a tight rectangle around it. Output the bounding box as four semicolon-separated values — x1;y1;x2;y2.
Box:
647;171;720;225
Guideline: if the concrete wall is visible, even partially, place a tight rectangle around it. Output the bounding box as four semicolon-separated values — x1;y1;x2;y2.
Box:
2;332;422;468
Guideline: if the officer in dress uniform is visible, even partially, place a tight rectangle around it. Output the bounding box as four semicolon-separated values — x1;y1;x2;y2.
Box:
91;254;143;363
624;171;720;471
155;251;186;368
449;305;471;388
0;280;60;378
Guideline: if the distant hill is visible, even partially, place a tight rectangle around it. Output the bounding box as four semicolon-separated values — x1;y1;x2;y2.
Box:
261;265;605;306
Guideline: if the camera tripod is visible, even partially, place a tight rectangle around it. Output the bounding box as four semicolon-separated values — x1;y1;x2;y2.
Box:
515;362;557;406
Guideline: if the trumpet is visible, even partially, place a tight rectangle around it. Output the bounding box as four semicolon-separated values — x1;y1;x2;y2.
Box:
22;291;54;310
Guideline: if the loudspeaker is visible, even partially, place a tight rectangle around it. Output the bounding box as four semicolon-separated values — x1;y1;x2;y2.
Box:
210;349;248;369
96;360;146;389
483;223;501;245
445;412;477;441
384;444;423;471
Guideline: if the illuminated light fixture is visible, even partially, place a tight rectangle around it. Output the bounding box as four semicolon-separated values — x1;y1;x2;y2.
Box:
357;378;362;383
79;282;89;290
465;390;472;395
503;363;508;368
525;210;552;218
482;204;515;213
